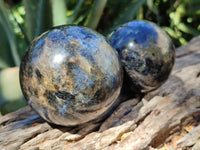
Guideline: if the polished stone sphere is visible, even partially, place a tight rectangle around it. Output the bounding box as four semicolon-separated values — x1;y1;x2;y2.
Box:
108;20;175;93
20;25;123;126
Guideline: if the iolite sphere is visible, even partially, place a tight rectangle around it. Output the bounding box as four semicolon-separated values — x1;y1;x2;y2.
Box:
108;20;175;93
20;25;123;126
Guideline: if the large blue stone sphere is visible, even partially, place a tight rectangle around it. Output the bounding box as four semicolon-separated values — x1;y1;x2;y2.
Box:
108;20;175;93
20;25;123;126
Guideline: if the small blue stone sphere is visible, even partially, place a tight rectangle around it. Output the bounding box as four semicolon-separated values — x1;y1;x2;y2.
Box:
20;25;123;126
108;20;175;93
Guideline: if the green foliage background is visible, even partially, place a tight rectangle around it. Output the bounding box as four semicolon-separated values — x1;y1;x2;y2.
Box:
0;0;199;116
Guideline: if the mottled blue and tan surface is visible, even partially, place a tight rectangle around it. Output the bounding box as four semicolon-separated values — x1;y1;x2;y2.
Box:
20;25;123;126
108;20;175;93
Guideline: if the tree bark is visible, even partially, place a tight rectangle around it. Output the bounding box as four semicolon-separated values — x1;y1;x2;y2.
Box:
0;37;200;150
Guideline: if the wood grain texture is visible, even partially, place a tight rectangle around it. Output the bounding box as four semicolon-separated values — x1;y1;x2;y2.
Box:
0;37;200;150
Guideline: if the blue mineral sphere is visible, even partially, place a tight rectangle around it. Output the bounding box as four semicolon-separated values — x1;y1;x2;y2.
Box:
108;20;175;93
20;25;123;126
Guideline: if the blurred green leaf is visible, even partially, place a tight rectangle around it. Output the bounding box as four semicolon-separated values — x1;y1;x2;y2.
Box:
73;13;87;25
177;23;200;36
169;4;184;26
179;37;188;45
147;0;153;9
86;0;107;29
163;27;179;39
1;99;26;115
0;94;6;111
10;7;29;47
0;0;20;67
112;0;146;28
23;0;53;41
52;0;67;26
0;23;15;69
184;1;200;15
67;0;84;24
151;3;159;15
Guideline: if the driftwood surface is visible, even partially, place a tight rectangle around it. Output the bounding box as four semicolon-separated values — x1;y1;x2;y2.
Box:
0;37;200;150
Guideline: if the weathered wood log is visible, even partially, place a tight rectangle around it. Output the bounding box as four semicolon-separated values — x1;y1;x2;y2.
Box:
0;37;200;150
